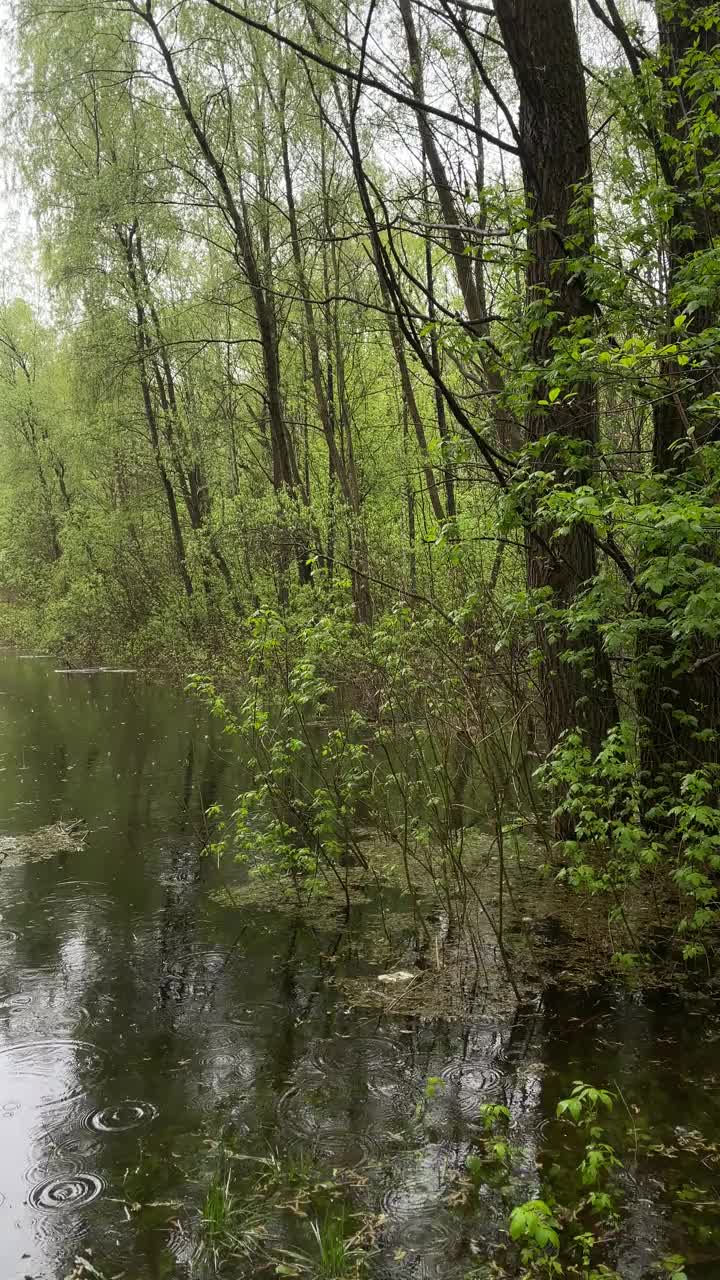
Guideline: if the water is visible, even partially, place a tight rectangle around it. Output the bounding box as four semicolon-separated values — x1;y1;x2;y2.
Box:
0;652;718;1279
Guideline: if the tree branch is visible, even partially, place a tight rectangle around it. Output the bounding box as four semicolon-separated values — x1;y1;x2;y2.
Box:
201;0;520;154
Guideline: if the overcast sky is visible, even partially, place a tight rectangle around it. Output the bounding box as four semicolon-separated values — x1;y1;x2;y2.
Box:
0;0;653;314
0;0;43;304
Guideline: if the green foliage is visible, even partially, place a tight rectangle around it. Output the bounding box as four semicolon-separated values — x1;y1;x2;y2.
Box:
2;0;720;1000
424;1076;447;1101
188;605;374;897
479;1102;511;1131
509;1198;561;1259
498;1084;624;1278
556;1083;614;1131
193;1169;265;1271
273;1209;370;1279
459;1076;709;1278
542;725;720;954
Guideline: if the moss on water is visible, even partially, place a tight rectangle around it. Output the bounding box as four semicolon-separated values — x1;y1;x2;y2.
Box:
0;821;86;866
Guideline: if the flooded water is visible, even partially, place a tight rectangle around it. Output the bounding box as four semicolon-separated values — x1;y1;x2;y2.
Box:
0;652;719;1279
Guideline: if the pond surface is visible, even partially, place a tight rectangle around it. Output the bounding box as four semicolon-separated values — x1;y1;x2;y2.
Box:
0;652;719;1279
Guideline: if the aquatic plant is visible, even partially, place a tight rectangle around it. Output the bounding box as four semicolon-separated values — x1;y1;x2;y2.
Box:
192;1170;264;1273
189;605;533;1009
274;1207;371;1278
460;1081;696;1280
310;1211;367;1278
464;1102;514;1187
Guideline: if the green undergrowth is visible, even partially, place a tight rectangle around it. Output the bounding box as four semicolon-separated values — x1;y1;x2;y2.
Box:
208;831;705;1019
71;1076;720;1279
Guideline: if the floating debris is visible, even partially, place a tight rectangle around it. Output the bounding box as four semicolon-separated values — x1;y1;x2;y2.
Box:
54;667;137;674
0;820;87;866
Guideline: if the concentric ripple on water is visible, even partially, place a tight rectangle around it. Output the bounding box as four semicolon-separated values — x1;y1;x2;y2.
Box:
0;1039;105;1111
286;1127;379;1170
438;1060;503;1117
0;993;32;1012
84;1100;157;1132
28;1173;104;1210
379;1160;470;1259
278;1084;382;1168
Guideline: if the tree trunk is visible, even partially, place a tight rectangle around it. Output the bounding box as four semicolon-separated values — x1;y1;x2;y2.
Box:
279;92;372;619
137;6;310;596
424;213;456;522
118;226;193;599
399;0;521;453
133;230;237;600
492;0;618;752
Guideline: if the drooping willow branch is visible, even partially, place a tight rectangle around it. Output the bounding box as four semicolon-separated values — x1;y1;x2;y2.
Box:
201;0;520;154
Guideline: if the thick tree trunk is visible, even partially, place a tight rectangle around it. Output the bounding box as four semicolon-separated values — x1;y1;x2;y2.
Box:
492;0;618;752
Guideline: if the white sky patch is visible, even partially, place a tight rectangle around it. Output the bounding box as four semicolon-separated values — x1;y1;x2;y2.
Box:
0;0;46;304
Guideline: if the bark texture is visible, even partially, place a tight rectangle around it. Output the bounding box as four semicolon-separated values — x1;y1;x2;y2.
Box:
492;0;618;752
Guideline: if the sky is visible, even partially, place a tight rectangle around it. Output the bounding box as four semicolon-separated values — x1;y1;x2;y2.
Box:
0;0;43;304
0;0;655;312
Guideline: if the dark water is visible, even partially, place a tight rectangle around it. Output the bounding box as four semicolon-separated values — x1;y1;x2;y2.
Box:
0;653;719;1279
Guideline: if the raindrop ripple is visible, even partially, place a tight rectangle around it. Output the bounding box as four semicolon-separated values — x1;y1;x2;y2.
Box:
84;1100;158;1132
28;1173;104;1211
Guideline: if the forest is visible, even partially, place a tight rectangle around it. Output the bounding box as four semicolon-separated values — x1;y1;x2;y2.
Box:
2;0;719;960
0;0;719;1276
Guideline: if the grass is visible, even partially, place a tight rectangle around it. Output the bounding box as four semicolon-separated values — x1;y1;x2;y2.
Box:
192;1170;264;1273
249;1147;319;1191
273;1208;371;1278
310;1210;364;1278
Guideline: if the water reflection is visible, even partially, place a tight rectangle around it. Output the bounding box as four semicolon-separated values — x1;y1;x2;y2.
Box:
0;654;717;1278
